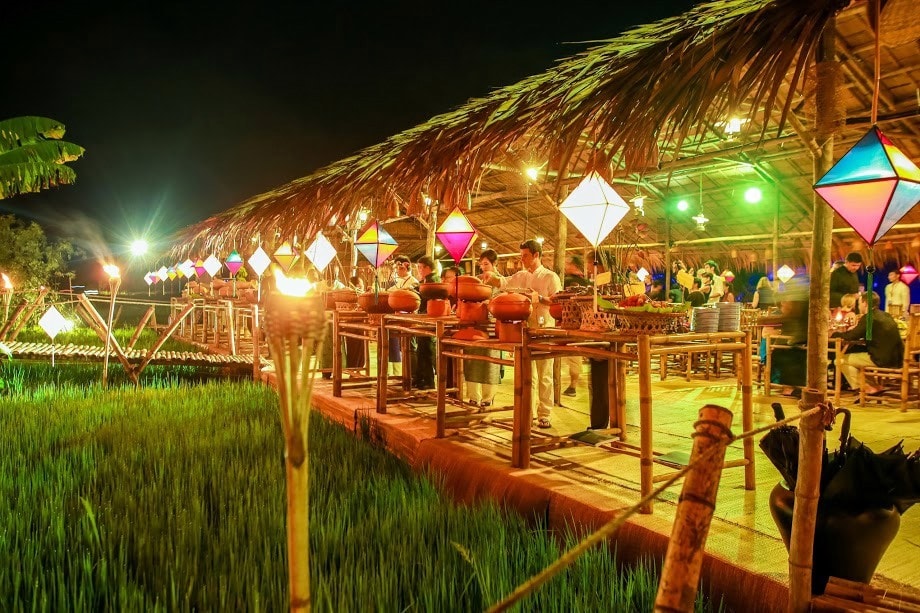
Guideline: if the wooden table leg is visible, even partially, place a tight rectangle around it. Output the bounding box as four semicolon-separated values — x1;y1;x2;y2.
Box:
436;334;447;438
332;313;343;397
607;356;618;432
512;346;532;468
377;318;389;414
615;342;627;442
741;333;755;490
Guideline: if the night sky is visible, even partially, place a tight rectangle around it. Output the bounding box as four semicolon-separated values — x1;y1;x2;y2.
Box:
4;0;697;259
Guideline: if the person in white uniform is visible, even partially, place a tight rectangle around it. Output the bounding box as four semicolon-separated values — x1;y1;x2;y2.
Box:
483;239;561;429
885;269;911;316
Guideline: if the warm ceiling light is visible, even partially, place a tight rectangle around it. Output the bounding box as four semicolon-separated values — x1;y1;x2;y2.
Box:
692;212;709;231
525;167;540;181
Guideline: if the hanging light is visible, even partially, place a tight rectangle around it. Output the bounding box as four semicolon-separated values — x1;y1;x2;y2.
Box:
203;254;223;278
225;250;245;276
435;207;477;263
630;194;646;216
304;233;336;272
900;264;918;285
777;265;796;284
722;270;736;283
559;171;631;247
636;267;650;283
693;175;708;231
249;246;271;277
166;266;177;280
355;220;398;268
178;259;196;278
273;241;298;273
157;266;169;282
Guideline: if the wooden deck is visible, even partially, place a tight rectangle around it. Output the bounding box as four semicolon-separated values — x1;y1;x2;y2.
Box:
4;340;262;369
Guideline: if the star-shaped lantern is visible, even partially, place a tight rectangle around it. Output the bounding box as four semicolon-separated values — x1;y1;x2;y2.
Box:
560;171;632;310
815;127;920;246
815;126;920;338
225;250;244;276
560;171;632;248
273;241;298;273
435;207;476;263
355;221;398;268
304;233;336;272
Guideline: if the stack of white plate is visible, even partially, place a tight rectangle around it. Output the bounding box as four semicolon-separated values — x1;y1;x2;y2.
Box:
716;302;742;331
691;306;719;332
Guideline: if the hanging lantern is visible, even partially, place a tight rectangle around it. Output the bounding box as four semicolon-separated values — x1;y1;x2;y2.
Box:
355;221;398;268
178;259;196;278
814;127;920;245
225;250;244;276
157;266;169;282
304;233;337;272
173;264;185;279
166;266;177;281
722;270;735;283
777;265;796;284
194;259;207;278
273;241;298;273
249;246;271;277
900;264;918;285
143;272;154;286
636;267;650;282
203;254;223;278
435;207;477;263
559;171;631;247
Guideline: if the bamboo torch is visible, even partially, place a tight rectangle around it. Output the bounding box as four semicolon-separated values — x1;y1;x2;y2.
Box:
262;267;325;613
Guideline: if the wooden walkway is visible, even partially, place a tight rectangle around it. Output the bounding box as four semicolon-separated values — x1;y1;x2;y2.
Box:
4;341;263;369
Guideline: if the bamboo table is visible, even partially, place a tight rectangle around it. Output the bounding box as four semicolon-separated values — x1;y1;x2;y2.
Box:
525;328;754;514
378;313;462;414
330;309;378;398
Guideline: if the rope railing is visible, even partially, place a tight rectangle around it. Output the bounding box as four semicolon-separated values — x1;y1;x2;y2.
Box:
487;403;829;612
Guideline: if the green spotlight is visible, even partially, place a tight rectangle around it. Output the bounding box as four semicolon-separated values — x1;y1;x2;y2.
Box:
744;187;763;204
676;199;689;212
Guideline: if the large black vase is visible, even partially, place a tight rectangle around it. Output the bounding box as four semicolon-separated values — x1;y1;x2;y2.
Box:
769;482;901;594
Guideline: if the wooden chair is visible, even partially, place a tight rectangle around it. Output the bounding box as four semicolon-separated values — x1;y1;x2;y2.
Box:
858;312;920;412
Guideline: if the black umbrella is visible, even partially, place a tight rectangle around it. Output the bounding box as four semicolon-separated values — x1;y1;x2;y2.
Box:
759;403;801;489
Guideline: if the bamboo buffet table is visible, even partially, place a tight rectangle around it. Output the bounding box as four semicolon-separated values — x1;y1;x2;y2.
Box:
330;309;377;397
525;327;755;514
378;313;462;414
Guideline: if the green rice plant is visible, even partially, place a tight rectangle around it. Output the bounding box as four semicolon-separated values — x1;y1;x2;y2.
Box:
0;383;723;611
14;324;197;353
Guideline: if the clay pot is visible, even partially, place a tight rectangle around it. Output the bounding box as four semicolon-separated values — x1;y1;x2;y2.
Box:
388;288;421;313
457;300;490;323
489;292;532;322
549;302;564;321
496;321;524;343
426;298;452;317
324;289;358;310
357;291;394;314
769;482;901;594
456;281;492;302
418;282;451;300
453;327;489;341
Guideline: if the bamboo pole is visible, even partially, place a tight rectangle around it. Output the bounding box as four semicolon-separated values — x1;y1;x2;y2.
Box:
9;287;49;341
252;304;262;382
638;333;653;513
127;305;156;350
789;16;838;613
136;303;195;377
654;404;734;612
512;346;531;468
0;301;27;341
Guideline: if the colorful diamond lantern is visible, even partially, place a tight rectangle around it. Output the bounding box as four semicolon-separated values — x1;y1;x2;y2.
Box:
178;259;195;278
173;263;185;279
273;241;298;273
900;264;918;285
777;265;796;284
157;266;169;282
249;246;271;276
225;250;244;276
149;272;160;285
355;221;398;268
144;272;154;286
722;270;735;283
559;171;631;247
194;259;207;277
435;207;477;263
203;254;223;277
39;305;69;340
167;266;177;280
304;233;336;272
814;126;920;246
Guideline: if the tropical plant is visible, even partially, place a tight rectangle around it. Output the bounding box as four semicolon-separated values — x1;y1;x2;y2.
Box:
0;214;80;289
0;116;85;200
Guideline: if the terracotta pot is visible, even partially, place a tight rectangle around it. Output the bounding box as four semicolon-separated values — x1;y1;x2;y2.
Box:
549;302;564;320
388;288;421;313
426;299;452;317
419;282;450;300
457;300;490;323
489;292;532;322
324;289;358;310
769;482;901;594
357;291;394;314
452;327;489;341
456;282;492;302
496;321;524;343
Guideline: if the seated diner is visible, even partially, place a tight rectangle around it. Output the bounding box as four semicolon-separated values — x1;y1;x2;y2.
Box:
832;291;904;396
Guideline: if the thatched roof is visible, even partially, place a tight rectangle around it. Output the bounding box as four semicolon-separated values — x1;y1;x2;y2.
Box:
172;0;920;272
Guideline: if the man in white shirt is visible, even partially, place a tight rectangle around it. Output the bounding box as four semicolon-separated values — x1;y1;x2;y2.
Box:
702;260;724;303
483;239;561;429
885;269;911;315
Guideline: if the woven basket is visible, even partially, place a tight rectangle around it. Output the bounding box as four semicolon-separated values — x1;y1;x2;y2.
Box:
336;301;360;311
613;308;685;334
560;298;583;330
580;309;618;333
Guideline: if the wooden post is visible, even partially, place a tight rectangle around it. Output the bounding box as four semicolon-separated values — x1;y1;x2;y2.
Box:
790;16;838;613
638;333;653;513
376;317;389;414
512;344;532;468
332;310;343;397
127;305;156;350
136;303;195;376
436;333;448;437
8;287;49;341
252;304;262;382
741;331;756;490
0;301;28;341
654;404;734;612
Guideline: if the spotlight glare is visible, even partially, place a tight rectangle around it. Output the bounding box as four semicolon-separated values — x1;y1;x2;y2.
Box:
676;199;689;212
130;239;149;256
744;187;763;204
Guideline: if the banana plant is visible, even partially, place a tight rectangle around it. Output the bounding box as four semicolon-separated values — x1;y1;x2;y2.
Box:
0;116;85;199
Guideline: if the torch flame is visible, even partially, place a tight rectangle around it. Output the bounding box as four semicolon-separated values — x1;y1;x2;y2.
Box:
274;267;313;297
0;273;11;290
102;264;121;278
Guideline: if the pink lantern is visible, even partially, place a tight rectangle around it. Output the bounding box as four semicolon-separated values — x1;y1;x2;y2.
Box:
225;250;244;276
900;264;918;285
435;207;476;263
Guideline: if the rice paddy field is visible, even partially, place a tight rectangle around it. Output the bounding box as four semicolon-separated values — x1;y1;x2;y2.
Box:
0;352;723;611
